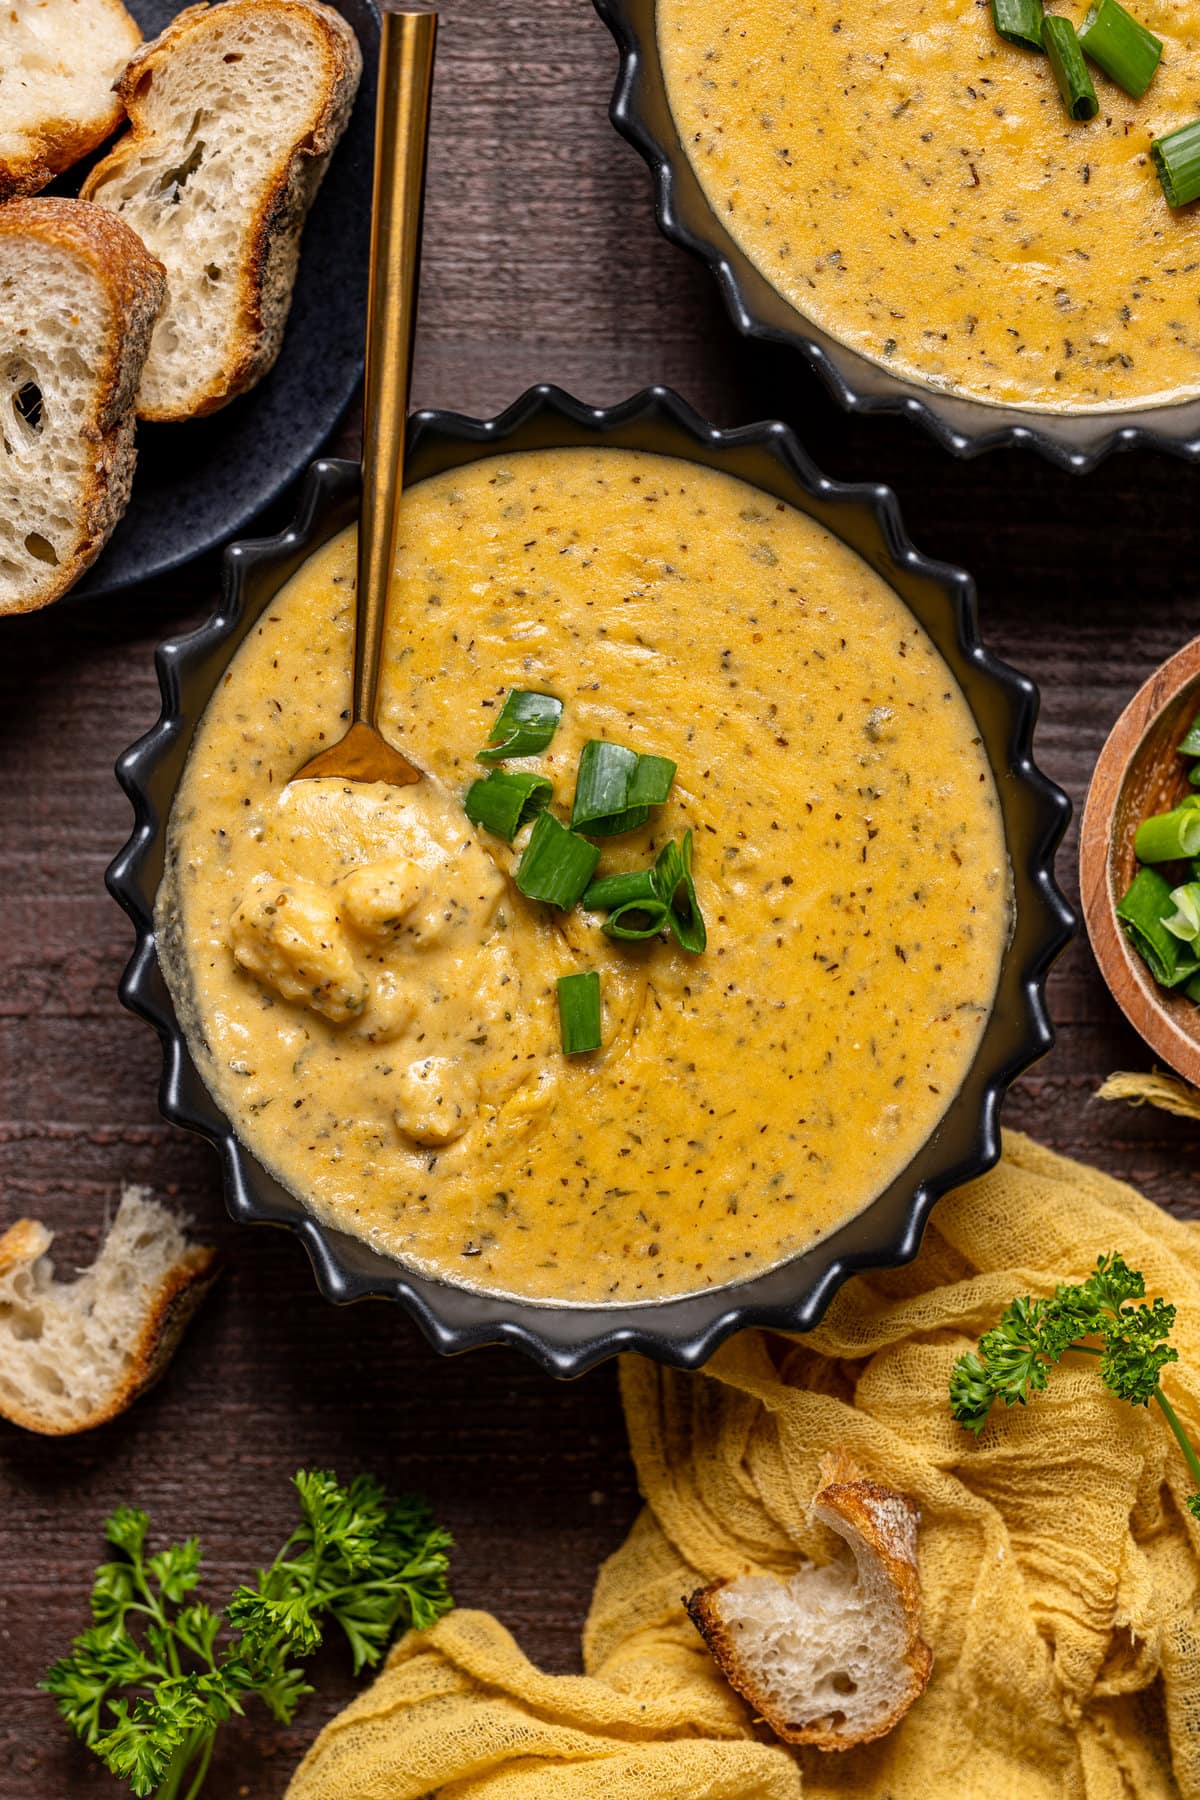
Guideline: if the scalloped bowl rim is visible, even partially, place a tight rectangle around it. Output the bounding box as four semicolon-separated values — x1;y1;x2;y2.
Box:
106;384;1075;1376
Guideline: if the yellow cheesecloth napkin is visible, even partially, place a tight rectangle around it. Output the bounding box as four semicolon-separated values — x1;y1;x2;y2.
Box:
287;1132;1200;1800
1098;1072;1200;1123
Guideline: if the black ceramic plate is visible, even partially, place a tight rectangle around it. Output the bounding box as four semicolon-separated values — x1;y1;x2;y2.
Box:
56;0;378;598
108;386;1076;1377
595;0;1200;473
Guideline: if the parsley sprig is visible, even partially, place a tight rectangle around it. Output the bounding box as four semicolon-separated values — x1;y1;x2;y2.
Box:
949;1253;1200;1517
45;1471;453;1799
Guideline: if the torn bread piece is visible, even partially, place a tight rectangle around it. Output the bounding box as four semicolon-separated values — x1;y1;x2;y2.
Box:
686;1449;932;1750
0;1186;218;1436
0;0;142;200
82;0;362;420
0;197;166;614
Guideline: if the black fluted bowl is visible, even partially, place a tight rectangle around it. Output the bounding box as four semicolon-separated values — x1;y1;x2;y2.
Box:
107;386;1075;1375
595;0;1200;474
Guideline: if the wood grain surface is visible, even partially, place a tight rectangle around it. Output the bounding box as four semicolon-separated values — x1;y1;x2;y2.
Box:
2;0;1199;1793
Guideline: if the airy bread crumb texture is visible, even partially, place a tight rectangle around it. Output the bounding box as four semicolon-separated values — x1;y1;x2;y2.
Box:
0;1186;218;1435
84;0;362;419
0;199;165;613
687;1450;933;1750
0;0;141;198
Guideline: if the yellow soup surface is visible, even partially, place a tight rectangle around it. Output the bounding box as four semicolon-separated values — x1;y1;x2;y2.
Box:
658;0;1200;411
159;449;1011;1305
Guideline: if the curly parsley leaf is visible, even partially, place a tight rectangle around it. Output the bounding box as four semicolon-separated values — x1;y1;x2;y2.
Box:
949;1253;1200;1514
45;1471;453;1798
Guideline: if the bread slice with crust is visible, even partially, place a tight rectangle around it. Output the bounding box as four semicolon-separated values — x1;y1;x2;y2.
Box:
82;0;362;421
0;0;142;200
0;198;166;615
686;1449;932;1750
0;1187;218;1436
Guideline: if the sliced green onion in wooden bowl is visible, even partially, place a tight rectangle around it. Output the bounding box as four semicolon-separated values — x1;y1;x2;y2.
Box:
1078;0;1162;99
1164;882;1200;944
1134;803;1200;862
1117;868;1200;986
1153;121;1200;209
1081;634;1200;1089
1042;15;1100;121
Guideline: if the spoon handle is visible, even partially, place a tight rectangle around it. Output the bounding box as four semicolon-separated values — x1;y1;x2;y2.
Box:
353;4;438;730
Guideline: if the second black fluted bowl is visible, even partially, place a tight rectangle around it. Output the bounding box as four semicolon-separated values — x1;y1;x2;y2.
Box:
595;0;1200;474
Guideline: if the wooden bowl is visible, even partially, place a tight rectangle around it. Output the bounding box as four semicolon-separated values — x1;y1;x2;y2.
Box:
1080;637;1200;1086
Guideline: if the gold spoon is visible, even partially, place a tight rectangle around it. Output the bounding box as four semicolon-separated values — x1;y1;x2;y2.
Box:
293;2;437;787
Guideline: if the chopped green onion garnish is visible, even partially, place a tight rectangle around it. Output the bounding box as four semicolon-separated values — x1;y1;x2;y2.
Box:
583;835;708;953
656;831;707;954
603;899;673;941
1179;709;1200;758
1152;120;1200;209
514;812;599;910
587;805;653;837
627;754;677;808
1164;883;1200;944
570;740;677;836
991;0;1045;51
1078;0;1162;98
1117;867;1200;987
476;690;563;763
1134;805;1200;863
571;740;637;829
464;770;552;842
1042;15;1099;120
583;868;660;911
557;971;602;1054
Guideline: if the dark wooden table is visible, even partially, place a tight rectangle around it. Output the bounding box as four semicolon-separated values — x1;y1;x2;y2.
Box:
3;2;1198;1793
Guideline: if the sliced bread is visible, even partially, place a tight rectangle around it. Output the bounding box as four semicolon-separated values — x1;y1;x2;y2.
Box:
0;0;142;200
686;1449;933;1750
82;0;362;421
0;198;165;614
0;1186;218;1436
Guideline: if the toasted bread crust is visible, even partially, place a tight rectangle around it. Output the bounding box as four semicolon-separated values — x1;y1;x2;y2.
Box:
0;1218;52;1276
0;198;166;614
0;1216;219;1437
82;0;362;420
686;1451;933;1752
0;0;141;200
0;108;127;203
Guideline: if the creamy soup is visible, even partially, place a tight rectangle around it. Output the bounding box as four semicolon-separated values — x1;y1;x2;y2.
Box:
159;449;1011;1305
658;0;1200;411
